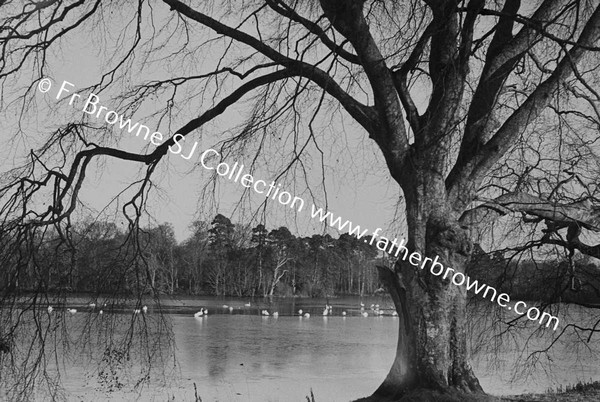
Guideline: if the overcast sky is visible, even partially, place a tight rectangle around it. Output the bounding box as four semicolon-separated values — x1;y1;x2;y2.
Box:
0;2;406;242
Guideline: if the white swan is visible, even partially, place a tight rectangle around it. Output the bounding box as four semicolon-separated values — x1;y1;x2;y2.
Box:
392;311;398;316
303;312;310;318
361;311;369;317
342;311;347;316
261;310;270;316
229;306;234;312
134;309;141;314
67;308;77;314
272;312;279;317
298;309;303;315
99;310;103;315
244;302;251;307
142;305;148;314
47;306;53;313
194;308;204;318
322;308;328;316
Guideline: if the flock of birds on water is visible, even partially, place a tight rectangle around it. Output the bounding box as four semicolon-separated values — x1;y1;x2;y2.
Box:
194;302;399;318
46;303;148;315
44;301;399;318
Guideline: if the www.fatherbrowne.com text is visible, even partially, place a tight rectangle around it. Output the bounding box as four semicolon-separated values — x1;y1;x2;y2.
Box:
309;206;560;330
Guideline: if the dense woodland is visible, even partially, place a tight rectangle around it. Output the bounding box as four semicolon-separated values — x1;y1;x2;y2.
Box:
4;212;599;303
3;214;382;297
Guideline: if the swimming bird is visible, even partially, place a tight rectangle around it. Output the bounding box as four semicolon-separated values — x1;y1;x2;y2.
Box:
303;312;310;318
342;311;347;316
298;309;303;315
244;302;251;307
322;308;328;316
361;311;368;317
223;304;229;309
229;306;234;313
261;310;269;316
134;309;141;314
204;309;208;315
47;306;53;313
392;311;398;316
142;305;148;314
68;308;77;314
194;309;204;318
272;312;279;317
89;303;96;308
99;310;103;315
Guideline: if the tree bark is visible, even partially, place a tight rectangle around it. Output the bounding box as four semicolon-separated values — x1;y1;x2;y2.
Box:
358;170;484;400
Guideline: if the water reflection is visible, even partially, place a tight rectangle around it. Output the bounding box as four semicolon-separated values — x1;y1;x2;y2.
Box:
6;297;600;401
174;314;396;401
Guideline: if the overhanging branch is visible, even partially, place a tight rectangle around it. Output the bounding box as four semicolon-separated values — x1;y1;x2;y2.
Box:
459;191;600;232
162;0;378;136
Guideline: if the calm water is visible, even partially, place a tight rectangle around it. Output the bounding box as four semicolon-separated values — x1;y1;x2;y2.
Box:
3;297;600;401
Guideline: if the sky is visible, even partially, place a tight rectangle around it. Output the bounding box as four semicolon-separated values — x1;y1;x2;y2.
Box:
0;1;405;243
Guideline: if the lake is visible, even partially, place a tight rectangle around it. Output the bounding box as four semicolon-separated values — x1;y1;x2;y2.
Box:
2;296;599;401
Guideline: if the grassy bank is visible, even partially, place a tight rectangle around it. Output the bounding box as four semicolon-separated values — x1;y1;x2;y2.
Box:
304;381;600;402
502;380;600;402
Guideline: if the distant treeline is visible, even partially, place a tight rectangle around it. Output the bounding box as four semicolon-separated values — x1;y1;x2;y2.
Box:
469;249;600;304
3;213;598;301
2;214;386;297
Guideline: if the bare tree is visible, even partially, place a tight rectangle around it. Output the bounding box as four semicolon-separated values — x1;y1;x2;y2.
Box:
1;0;600;400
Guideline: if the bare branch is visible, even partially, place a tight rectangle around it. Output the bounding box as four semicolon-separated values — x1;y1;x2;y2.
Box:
448;4;600;208
460;191;600;230
162;0;379;135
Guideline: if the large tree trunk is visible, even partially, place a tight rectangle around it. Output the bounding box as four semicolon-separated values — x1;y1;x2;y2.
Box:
359;179;484;401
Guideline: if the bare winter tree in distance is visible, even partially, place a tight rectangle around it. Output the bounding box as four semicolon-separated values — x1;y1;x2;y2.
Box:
1;0;600;401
